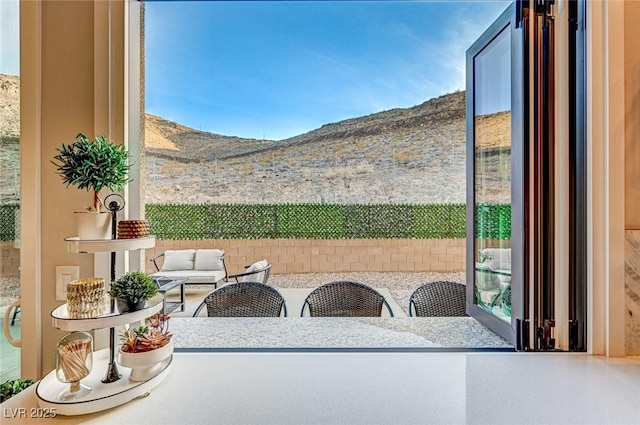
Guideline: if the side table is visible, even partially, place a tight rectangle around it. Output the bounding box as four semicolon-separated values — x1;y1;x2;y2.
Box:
153;277;187;314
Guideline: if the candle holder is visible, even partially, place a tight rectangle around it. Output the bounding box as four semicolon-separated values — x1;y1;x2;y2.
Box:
56;331;93;401
66;277;106;319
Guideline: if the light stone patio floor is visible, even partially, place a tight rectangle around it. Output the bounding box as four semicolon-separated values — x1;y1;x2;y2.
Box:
164;271;512;350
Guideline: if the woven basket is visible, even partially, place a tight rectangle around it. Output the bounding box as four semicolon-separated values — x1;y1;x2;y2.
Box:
117;220;150;239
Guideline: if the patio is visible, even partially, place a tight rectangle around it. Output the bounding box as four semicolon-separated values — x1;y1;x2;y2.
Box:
170;271;467;317
164;271;513;350
2;271;510;385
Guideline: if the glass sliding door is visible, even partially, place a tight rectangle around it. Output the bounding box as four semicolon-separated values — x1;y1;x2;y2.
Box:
466;3;527;345
472;25;512;319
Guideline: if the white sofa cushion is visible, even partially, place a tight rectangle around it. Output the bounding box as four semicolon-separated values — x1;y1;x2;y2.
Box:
194;249;225;271
475;262;501;291
242;259;269;283
151;270;227;284
479;248;511;271
161;249;196;271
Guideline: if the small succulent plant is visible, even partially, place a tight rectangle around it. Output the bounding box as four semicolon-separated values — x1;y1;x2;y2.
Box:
109;271;158;303
120;314;172;353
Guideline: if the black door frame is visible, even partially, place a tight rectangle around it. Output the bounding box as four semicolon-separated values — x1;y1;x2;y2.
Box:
467;0;587;351
568;0;587;352
465;2;527;345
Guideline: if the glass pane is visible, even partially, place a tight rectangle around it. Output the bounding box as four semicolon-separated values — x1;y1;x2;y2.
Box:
473;27;511;322
0;0;21;382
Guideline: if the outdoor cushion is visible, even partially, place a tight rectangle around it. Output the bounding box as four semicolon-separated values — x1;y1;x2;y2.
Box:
152;270;227;285
242;259;269;283
194;249;225;271
152;248;228;287
475;262;501;291
479;248;511;271
161;249;196;271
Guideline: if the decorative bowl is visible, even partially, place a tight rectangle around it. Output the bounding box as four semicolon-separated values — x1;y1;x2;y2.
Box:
117;340;173;382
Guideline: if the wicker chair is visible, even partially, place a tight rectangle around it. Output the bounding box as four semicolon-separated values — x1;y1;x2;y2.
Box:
193;281;287;317
300;281;394;317
408;281;467;317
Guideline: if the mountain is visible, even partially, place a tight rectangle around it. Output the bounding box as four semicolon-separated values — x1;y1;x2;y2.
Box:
0;74;510;205
0;74;19;141
146;90;467;163
0;75;20;202
145;114;276;163
144;90;473;204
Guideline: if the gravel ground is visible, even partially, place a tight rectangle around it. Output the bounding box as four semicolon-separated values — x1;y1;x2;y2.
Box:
0;276;20;308
269;271;467;316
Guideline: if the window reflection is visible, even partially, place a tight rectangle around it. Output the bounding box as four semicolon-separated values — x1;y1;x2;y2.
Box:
473;27;512;321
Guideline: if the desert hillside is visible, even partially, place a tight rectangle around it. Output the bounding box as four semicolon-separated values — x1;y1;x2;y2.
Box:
0;74;19;140
0;75;20;202
0;74;511;205
144;90;510;204
145;91;470;204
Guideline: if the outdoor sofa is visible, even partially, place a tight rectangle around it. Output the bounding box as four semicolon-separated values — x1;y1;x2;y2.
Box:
150;249;228;287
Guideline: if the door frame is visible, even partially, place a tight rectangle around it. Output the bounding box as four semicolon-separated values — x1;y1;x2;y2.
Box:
465;3;527;346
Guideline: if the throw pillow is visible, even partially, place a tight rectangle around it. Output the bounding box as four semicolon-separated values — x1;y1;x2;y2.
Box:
194;249;225;271
241;259;269;283
161;249;196;271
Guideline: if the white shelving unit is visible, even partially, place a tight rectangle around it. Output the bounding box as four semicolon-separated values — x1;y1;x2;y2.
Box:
50;294;164;331
37;236;171;415
64;236;155;254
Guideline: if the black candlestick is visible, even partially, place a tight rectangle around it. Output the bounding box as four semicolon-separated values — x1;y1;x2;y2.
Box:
102;196;124;383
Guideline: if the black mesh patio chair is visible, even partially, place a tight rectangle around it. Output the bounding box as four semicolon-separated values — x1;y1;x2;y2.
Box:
408;281;467;317
300;281;394;317
193;281;287;317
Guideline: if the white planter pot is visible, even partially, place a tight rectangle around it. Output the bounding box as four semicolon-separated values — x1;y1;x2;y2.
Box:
117;340;174;382
75;212;112;240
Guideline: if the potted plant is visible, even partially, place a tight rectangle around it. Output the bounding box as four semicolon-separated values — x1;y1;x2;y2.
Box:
109;271;158;313
52;133;131;240
117;314;173;381
0;379;35;403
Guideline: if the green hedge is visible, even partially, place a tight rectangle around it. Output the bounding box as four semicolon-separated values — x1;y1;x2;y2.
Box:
0;204;19;242
145;203;511;240
0;203;511;241
475;203;511;240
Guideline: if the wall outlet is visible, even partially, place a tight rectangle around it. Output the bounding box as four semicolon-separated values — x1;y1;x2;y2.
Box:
56;266;80;301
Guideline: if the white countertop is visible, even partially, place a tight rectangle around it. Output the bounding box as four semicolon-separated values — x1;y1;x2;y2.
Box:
2;352;640;425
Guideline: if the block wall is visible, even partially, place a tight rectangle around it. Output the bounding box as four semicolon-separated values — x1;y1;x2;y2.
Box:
145;239;466;275
0;241;20;277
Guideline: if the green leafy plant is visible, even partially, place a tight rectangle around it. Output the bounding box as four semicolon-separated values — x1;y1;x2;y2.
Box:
0;379;35;403
120;314;172;353
109;271;158;303
52;133;131;211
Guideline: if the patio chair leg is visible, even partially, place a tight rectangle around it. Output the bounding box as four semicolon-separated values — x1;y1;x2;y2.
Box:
11;306;20;326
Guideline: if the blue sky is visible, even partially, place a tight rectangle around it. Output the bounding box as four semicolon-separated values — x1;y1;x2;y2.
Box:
1;1;510;141
146;1;509;141
0;0;20;76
